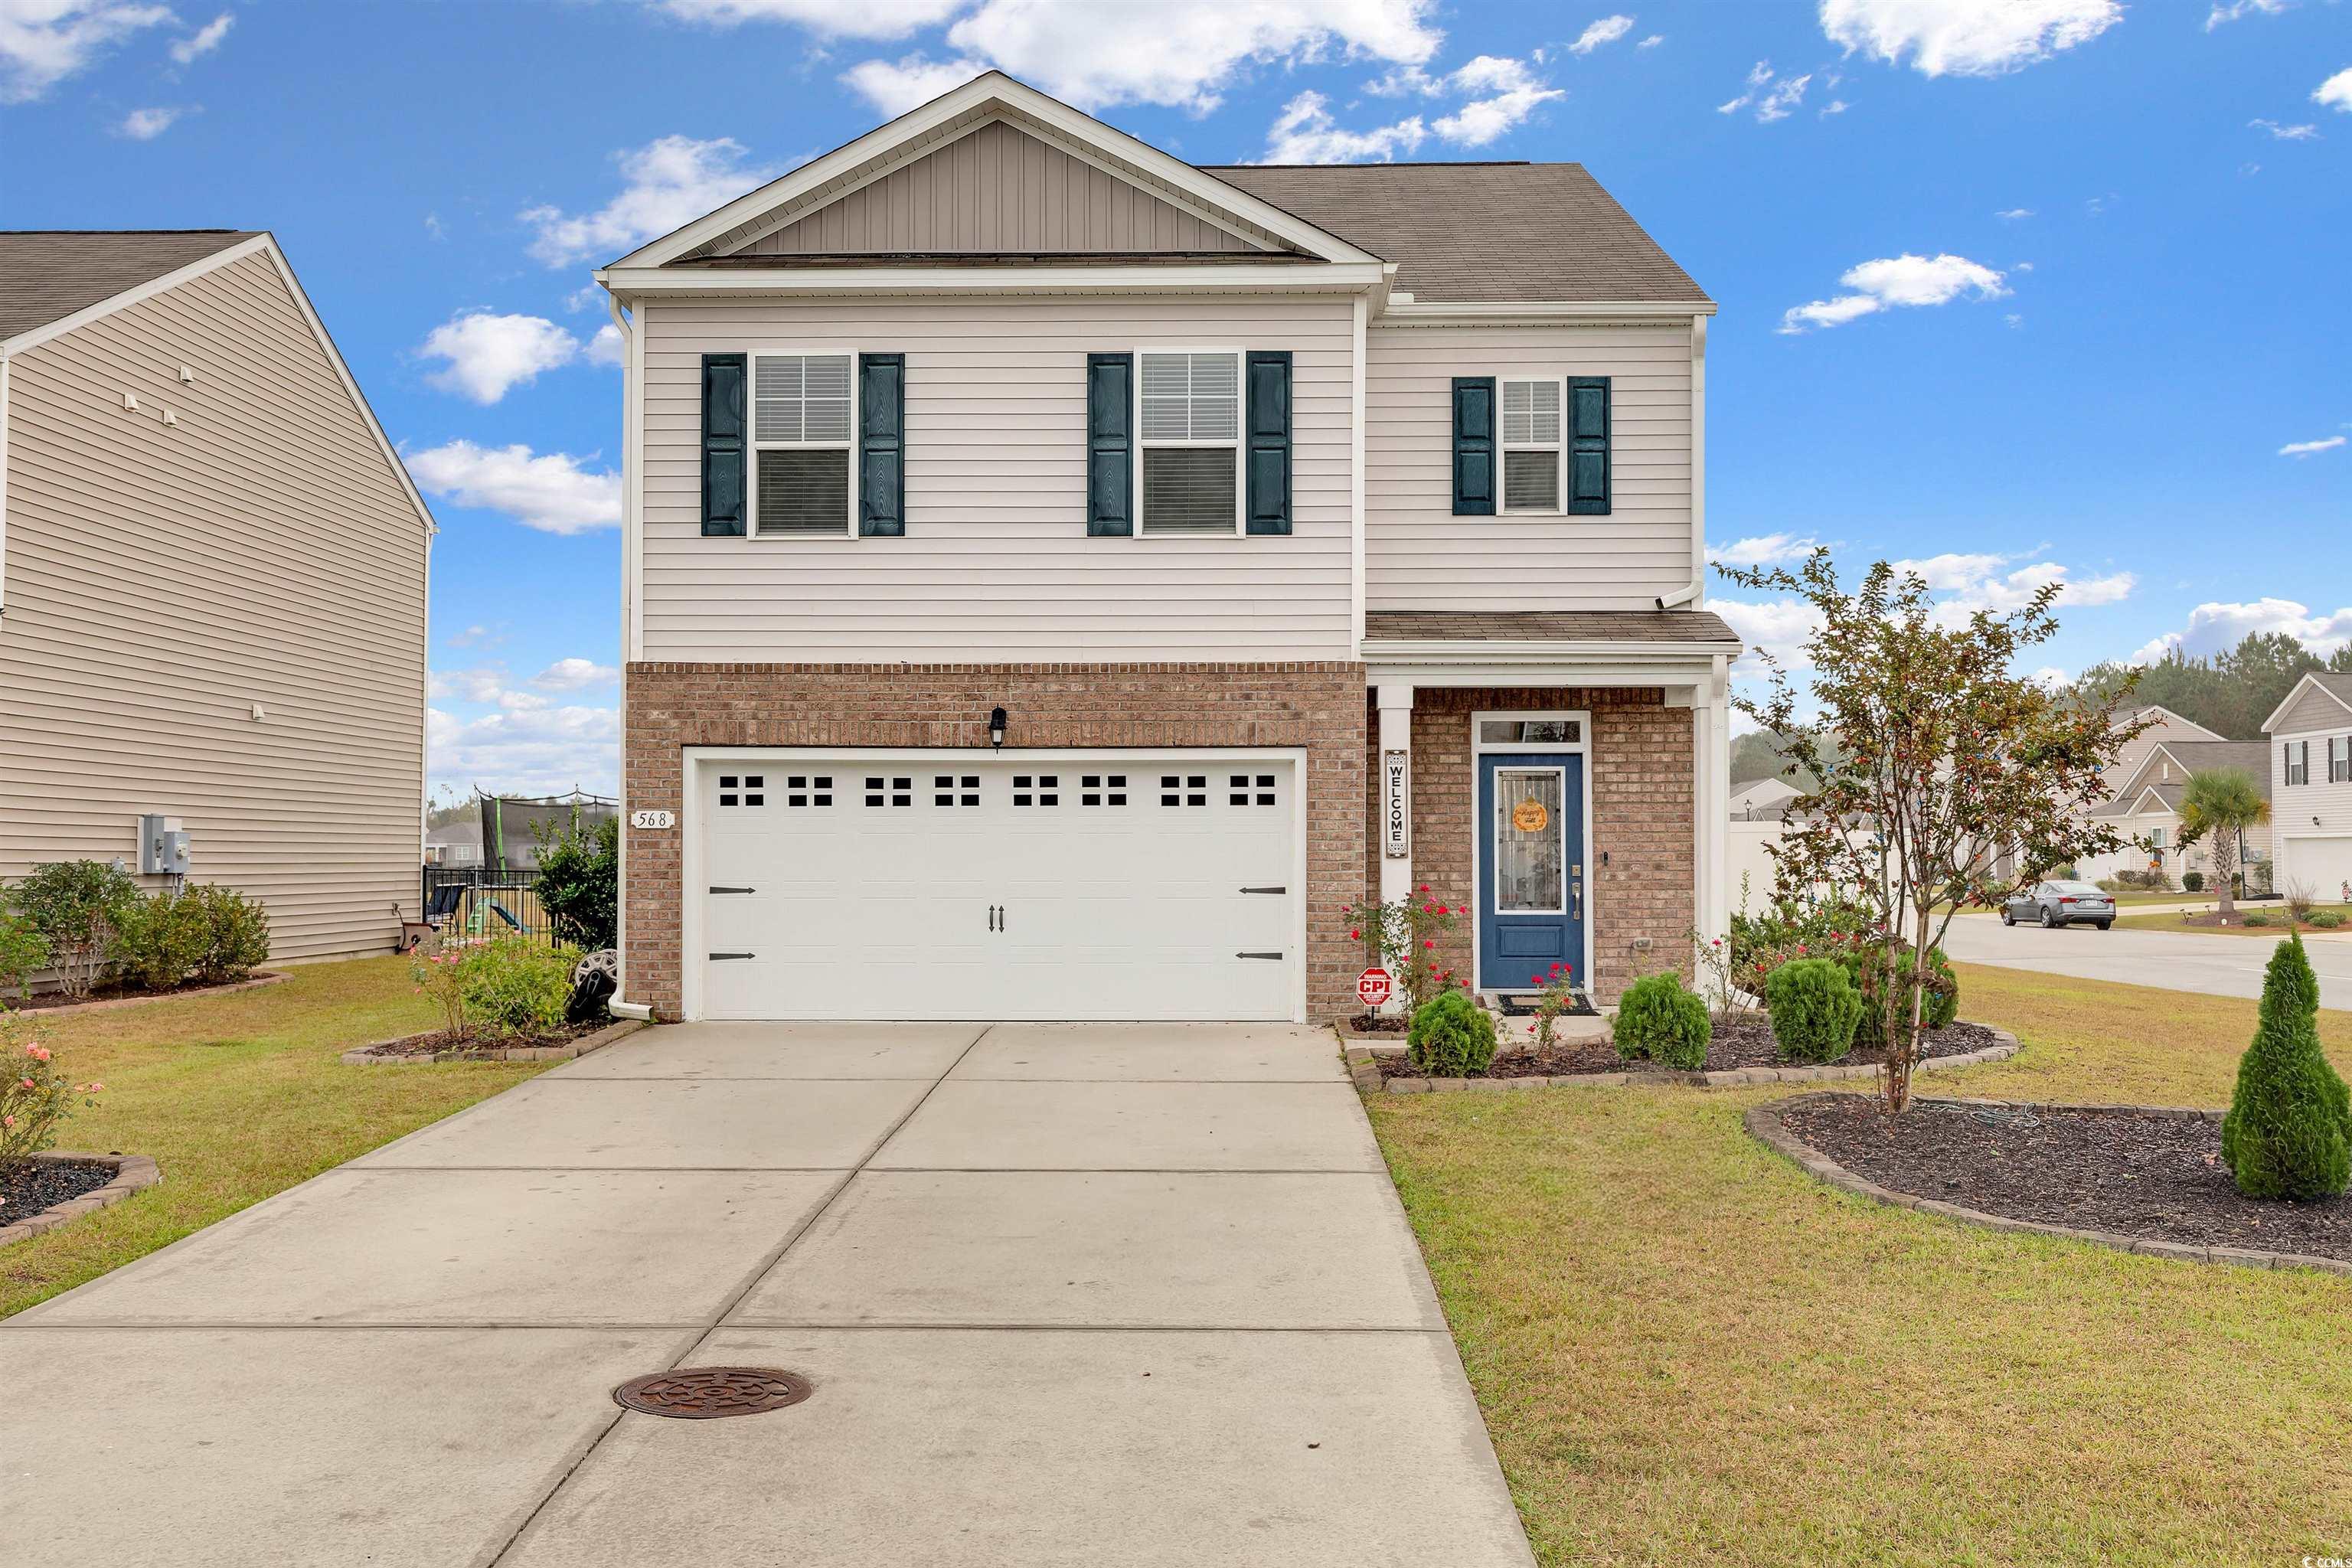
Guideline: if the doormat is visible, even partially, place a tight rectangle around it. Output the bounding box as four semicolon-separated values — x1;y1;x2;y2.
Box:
1492;991;1598;1017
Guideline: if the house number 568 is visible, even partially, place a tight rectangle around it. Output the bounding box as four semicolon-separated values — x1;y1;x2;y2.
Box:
629;809;675;830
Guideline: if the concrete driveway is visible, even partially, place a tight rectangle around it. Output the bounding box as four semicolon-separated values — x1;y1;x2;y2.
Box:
0;1022;1534;1568
1943;916;2352;1011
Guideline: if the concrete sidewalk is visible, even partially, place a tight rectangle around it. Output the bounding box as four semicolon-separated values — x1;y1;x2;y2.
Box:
1;1021;1534;1568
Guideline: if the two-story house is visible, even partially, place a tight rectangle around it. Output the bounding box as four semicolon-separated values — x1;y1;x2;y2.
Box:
2;230;433;964
2265;672;2352;901
596;73;1735;1024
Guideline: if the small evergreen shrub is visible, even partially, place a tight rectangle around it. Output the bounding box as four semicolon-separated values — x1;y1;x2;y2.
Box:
183;884;270;982
1613;972;1710;1070
109;891;209;991
1764;958;1865;1064
0;912;50;1002
2182;871;2205;892
9;860;137;997
2220;934;2352;1200
534;814;619;951
1406;990;1497;1076
457;936;583;1040
1847;945;1958;1046
2243;912;2272;927
2308;910;2345;930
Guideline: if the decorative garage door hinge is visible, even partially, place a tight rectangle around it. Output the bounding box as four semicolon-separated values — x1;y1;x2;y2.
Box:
1238;886;1286;895
708;886;755;894
708;952;755;961
1236;952;1284;960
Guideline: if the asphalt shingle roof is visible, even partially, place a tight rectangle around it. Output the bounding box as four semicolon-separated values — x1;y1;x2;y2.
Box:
0;230;258;344
1205;162;1710;306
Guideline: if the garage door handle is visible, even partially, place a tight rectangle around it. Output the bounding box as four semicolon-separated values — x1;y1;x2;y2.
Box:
1239;886;1286;895
709;886;754;894
709;952;754;961
1236;951;1283;960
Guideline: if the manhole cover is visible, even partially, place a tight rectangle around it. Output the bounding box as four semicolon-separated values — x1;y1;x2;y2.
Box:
612;1367;812;1419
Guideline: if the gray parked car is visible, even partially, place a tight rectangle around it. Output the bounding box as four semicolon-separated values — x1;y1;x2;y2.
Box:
2001;880;2116;930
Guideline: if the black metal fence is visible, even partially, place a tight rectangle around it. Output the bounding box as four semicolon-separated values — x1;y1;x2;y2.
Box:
420;867;557;943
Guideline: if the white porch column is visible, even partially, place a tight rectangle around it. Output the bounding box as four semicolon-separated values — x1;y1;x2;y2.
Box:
1692;656;1733;986
1377;683;1415;907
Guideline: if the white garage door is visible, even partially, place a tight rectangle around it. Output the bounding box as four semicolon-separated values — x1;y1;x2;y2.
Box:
2281;836;2352;903
691;754;1301;1021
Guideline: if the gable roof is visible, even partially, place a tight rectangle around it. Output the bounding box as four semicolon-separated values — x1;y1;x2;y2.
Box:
2114;703;2224;741
612;72;1375;273
0;230;259;345
2102;740;2272;810
2262;671;2352;735
1207;162;1709;306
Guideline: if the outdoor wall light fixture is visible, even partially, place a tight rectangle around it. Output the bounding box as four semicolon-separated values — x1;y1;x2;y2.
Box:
989;707;1008;750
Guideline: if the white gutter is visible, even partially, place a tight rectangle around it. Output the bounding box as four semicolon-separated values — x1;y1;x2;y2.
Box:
1378;298;1718;323
595;261;1389;297
1655;580;1702;612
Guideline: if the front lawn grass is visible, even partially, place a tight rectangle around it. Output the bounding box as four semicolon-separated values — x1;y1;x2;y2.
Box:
1367;962;2352;1566
2111;904;2352;938
1;956;545;1318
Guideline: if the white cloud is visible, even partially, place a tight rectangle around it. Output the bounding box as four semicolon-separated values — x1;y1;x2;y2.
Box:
116;103;188;139
1638;32;1664;47
2004;311;2023;328
1570;15;1634;54
533;658;619;691
406;441;622;534
521;134;779;267
2206;0;2288;28
841;0;1444;116
2251;116;2319;139
1779;251;2007;335
428;702;619;802
1262;90;1426;162
1819;97;1849;116
168;9;230;63
0;0;172;101
586;322;626;368
1713;595;1828;677
2133;598;2352;664
1995;206;2034;220
418;312;584;404
1820;0;2122;77
1719;60;1811;122
659;0;962;36
2317;66;2352;113
1890;553;2135;622
1430;54;1564;145
2028;665;2070;691
1710;532;1821;568
2281;435;2347;456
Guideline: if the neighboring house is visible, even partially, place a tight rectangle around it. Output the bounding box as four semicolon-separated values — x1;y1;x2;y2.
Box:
2265;671;2352;902
2073;704;2229;885
2084;739;2272;890
424;822;485;868
1730;776;1804;822
0;230;433;962
596;72;1736;1024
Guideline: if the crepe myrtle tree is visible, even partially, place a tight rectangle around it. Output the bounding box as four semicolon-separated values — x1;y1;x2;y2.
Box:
1720;550;2152;1112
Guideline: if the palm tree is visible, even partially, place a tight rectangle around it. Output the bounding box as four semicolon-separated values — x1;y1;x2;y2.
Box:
2177;767;2271;920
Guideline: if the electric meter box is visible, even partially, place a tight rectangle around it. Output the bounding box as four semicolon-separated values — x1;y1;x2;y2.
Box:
138;815;191;876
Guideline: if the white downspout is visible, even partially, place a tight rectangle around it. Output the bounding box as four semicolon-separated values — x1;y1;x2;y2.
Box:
603;292;652;1023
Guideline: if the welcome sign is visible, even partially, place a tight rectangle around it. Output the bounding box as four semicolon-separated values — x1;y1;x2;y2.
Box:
1383;750;1410;859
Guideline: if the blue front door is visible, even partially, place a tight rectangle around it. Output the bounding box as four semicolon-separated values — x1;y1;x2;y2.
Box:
1477;753;1585;994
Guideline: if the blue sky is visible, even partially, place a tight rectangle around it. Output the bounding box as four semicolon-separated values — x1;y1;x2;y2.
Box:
5;0;2347;792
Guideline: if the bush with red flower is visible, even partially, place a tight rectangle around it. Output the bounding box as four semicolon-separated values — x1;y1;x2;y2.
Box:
0;1015;102;1178
1341;888;1464;1015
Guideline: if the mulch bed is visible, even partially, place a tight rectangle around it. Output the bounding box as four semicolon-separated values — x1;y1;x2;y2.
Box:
363;1018;610;1060
1782;1095;2352;1262
6;972;284;1014
0;1159;115;1227
1375;1015;2001;1082
2166;911;2339;933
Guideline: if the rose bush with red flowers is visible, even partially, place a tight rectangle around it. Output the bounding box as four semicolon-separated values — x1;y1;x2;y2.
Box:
1341;893;1463;1016
0;1015;102;1178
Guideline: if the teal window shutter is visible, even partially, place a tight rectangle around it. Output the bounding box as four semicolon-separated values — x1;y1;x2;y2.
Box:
1452;377;1494;515
1087;352;1133;536
859;352;905;537
1566;375;1612;515
1244;350;1292;535
701;353;746;537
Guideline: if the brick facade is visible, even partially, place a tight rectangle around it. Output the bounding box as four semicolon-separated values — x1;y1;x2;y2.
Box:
1367;688;1694;1005
622;662;1367;1021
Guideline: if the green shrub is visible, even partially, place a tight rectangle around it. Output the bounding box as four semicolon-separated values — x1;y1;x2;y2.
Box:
456;936;581;1040
0;912;50;1003
1764;958;1865;1064
0;1016;103;1175
534;814;619;950
108;891;209;991
2243;912;2272;927
8;860;137;997
2220;934;2352;1200
1848;944;1958;1046
2182;871;2205;892
183;884;270;982
1613;972;1710;1070
2308;910;2345;931
1406;990;1497;1076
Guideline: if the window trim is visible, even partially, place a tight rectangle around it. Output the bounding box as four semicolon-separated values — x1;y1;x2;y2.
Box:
747;346;861;538
1495;373;1566;517
2287;740;2310;786
1132;343;1245;537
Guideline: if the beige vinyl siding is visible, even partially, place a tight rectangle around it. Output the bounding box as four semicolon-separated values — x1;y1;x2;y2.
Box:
2271;684;2352;741
639;296;1354;662
1364;321;1693;612
1;250;427;962
742;120;1264;256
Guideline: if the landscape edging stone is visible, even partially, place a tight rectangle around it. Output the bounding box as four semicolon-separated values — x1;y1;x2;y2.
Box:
0;1151;162;1248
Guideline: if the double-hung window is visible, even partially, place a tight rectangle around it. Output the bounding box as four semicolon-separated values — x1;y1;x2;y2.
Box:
2332;736;2351;784
1500;377;1563;513
1138;349;1240;534
2287;740;2310;786
752;352;854;534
